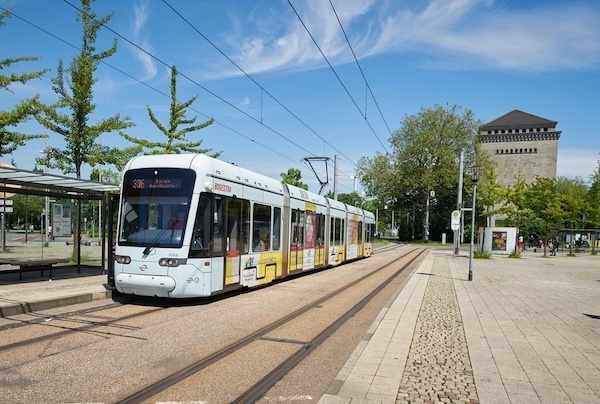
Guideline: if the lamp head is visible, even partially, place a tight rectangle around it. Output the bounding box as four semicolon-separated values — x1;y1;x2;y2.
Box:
471;166;479;184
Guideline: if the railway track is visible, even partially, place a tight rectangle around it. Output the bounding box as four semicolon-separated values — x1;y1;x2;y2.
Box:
0;244;425;403
115;247;426;403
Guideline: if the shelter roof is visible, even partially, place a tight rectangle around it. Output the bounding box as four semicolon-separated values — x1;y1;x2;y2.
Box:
0;165;119;199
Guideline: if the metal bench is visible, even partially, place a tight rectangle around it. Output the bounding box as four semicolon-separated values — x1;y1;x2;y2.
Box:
65;240;92;246
0;258;70;280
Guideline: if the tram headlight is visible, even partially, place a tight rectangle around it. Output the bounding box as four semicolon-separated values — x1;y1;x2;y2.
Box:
115;255;131;264
159;258;187;267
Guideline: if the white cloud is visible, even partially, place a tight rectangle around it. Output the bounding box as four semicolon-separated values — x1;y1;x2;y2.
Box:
130;0;157;80
204;0;600;79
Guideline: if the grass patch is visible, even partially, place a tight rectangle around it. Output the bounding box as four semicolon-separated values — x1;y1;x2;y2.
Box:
508;250;521;258
474;250;492;259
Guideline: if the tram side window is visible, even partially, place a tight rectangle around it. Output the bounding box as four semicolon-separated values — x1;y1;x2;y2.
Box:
227;199;249;255
191;194;212;256
338;219;345;246
330;217;335;246
331;217;343;246
272;207;281;250
291;209;304;247
253;203;271;251
358;221;363;243
316;213;325;246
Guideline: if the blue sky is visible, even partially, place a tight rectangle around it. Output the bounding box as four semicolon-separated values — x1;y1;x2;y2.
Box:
2;0;600;195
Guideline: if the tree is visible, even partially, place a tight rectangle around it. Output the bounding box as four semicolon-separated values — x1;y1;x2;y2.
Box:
90;167;119;185
281;168;308;190
587;159;600;232
123;65;220;157
0;9;49;157
34;0;139;177
524;177;564;256
474;148;506;227
555;176;590;230
323;191;363;207
33;0;140;257
6;193;45;230
357;104;481;241
500;174;533;252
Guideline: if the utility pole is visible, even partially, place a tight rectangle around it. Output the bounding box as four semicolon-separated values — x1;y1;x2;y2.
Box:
455;151;464;254
468;166;479;281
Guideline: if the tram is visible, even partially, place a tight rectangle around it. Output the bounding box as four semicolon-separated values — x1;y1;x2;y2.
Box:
113;154;375;298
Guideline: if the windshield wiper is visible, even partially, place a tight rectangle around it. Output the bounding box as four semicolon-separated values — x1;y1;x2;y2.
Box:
142;218;179;256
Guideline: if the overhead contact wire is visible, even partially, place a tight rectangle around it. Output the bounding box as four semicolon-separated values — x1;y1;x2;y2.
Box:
287;0;389;153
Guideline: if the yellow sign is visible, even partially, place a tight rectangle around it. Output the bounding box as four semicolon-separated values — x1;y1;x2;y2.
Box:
305;202;316;211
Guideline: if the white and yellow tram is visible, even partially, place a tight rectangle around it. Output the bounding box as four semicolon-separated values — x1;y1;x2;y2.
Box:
113;154;375;298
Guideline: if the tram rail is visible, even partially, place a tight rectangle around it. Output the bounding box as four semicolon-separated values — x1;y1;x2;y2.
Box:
116;247;425;403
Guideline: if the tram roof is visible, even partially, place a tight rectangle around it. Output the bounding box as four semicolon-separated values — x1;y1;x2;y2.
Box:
0;165;119;199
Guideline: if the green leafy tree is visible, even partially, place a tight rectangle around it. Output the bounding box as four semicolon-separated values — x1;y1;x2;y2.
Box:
474;148;505;227
500;174;533;252
555;176;590;230
7;193;45;230
281;168;308;190
0;9;49;157
525;178;564;256
587;159;600;231
90;167;119;185
123;65;220;157
34;0;138;177
357;104;481;241
32;0;139;256
323;191;364;207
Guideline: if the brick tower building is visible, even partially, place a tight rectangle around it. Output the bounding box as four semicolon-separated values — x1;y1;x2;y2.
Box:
478;110;561;186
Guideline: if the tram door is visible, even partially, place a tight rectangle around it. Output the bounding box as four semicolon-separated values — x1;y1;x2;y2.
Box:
210;197;225;292
224;199;249;287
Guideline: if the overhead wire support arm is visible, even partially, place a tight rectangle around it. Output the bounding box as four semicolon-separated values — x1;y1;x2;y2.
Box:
301;157;330;195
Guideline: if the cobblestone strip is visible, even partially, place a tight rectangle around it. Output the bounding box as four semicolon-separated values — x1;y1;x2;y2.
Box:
396;255;479;404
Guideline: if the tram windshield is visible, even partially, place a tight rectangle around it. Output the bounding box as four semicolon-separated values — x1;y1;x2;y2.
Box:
118;168;196;249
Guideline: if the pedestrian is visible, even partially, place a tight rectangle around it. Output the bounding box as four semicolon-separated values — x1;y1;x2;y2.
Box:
548;239;555;256
553;237;559;255
518;235;524;251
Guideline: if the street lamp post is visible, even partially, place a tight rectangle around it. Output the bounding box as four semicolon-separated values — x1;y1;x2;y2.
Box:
468;166;479;281
384;205;388;236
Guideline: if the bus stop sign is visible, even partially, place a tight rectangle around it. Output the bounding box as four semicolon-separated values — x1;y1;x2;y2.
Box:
451;210;460;231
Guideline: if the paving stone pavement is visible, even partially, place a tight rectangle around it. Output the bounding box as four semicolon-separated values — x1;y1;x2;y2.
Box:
396;255;478;403
320;248;600;404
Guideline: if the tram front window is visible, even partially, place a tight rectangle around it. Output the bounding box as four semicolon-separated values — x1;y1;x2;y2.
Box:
119;168;195;248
